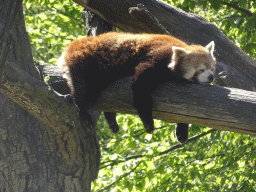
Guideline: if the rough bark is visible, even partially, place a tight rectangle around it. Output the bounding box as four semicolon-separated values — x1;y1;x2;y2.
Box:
0;0;82;191
38;65;256;136
1;0;256;191
73;0;256;91
0;1;110;191
96;78;256;136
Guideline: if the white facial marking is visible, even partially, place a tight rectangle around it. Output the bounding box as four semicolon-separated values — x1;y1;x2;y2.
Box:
183;67;196;80
167;61;175;69
197;69;214;84
198;64;206;71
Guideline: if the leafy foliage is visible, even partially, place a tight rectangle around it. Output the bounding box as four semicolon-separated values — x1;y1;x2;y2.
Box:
164;0;256;60
23;0;85;65
23;0;256;191
94;114;256;191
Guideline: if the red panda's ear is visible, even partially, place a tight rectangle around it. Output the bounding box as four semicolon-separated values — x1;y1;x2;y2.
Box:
168;46;188;69
205;41;215;58
172;46;188;58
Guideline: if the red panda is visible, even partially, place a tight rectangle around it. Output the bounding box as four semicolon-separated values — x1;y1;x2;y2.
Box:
57;32;216;143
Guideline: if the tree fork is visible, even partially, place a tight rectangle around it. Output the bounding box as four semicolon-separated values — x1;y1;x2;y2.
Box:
5;62;256;137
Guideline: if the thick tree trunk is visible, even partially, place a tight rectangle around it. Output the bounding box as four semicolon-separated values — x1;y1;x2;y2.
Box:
0;1;110;191
1;0;256;191
0;1;68;191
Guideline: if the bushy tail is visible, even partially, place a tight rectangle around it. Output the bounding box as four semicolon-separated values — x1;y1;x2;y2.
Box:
56;51;69;73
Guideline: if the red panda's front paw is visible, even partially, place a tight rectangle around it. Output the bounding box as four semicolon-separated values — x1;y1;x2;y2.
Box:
109;123;119;134
141;119;154;133
63;94;75;105
144;125;154;134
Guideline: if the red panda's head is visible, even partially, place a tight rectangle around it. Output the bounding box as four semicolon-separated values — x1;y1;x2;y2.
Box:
168;41;216;85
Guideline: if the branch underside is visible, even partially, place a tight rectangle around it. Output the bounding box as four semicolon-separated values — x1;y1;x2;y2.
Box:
94;78;256;136
2;61;256;137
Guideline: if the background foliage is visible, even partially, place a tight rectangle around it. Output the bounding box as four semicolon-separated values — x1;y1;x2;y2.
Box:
23;0;256;191
23;0;85;65
164;0;256;59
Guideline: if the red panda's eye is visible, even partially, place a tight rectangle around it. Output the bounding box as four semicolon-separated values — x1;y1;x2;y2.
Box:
199;69;205;72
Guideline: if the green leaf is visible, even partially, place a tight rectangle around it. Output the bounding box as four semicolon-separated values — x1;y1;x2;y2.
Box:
210;0;221;11
145;133;152;141
128;140;136;149
157;164;165;174
247;18;256;28
147;170;154;180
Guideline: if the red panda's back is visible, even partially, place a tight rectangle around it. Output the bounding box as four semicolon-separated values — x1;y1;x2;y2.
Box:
60;32;189;80
64;32;188;66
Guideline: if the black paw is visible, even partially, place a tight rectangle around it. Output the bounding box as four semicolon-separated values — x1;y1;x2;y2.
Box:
104;112;119;134
64;94;75;105
79;110;94;129
175;123;189;144
144;124;154;134
109;123;119;134
142;119;154;134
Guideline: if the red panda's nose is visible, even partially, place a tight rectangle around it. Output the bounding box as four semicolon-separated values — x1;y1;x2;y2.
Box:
208;74;214;82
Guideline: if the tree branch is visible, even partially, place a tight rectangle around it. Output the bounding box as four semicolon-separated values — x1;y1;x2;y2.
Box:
93;76;256;136
0;0;22;82
98;161;142;192
31;64;256;138
128;4;170;35
159;129;216;155
100;129;216;169
73;0;256;91
221;1;253;16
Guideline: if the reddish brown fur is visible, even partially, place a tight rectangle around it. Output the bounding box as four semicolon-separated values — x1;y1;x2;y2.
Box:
59;32;215;136
61;33;192;95
62;32;188;73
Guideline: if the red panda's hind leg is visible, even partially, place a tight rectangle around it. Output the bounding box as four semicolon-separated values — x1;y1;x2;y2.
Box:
71;78;101;129
175;123;189;144
104;112;119;133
